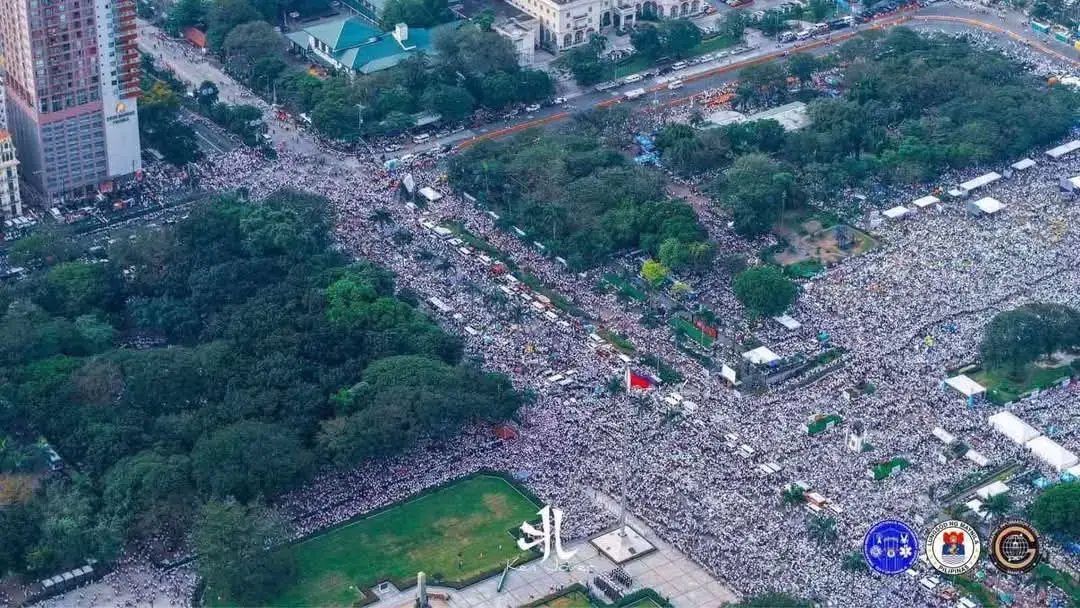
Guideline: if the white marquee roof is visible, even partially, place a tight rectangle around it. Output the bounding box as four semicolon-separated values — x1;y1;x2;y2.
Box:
883;205;911;219
976;480;1009;499
912;195;940;208
773;314;802;330
959;172;1002;192
945;374;985;397
742;346;781;365
1011;158;1036;170
1026;435;1080;472
1046;139;1080;158
989;411;1041;445
972;197;1004;214
932;427;955;444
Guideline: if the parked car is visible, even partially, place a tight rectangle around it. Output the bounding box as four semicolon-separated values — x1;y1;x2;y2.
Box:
552;97;567;105
668;79;684;89
525;103;541;112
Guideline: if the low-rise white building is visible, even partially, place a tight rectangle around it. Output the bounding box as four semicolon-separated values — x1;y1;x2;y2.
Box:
0;131;23;220
494;17;539;65
504;0;705;51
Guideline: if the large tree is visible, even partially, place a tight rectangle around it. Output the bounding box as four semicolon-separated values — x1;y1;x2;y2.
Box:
1030;482;1080;540
733;266;798;318
194;499;296;604
192;421;313;502
979;307;1053;372
714;153;799;238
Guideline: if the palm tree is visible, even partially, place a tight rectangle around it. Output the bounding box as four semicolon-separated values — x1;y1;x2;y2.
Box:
781;486;805;506
391;228;413;247
983;493;1013;521
807;515;839;545
842;550;868;573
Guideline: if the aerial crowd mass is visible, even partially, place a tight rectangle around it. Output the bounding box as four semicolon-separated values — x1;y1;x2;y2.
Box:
12;17;1080;608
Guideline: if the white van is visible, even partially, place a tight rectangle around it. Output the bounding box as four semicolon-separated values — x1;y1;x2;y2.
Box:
412;133;431;144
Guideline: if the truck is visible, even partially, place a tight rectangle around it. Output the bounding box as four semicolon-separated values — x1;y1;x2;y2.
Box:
623;88;647;100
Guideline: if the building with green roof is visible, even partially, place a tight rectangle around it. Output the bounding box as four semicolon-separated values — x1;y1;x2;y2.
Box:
286;17;459;75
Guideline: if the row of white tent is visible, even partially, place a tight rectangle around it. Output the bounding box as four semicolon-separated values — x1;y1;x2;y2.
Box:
988;411;1080;474
883;193;1005;221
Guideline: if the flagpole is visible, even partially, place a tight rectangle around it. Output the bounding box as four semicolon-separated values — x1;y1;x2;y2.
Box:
619;365;629;538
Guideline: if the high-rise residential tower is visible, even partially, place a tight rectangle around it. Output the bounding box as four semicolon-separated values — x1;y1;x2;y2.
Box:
0;0;141;203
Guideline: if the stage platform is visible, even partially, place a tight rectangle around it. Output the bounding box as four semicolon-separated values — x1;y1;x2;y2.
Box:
590;525;656;564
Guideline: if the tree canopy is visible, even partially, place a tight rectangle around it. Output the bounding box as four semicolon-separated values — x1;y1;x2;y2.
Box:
733;266;798;317
652;29;1080;231
1031;482;1080;540
0;191;521;575
448;134;714;269
980;303;1080;372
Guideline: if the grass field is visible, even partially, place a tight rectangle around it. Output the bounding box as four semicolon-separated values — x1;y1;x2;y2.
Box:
263;475;540;607
669;316;715;348
971;362;1073;404
538;590;595;608
624;599;663;608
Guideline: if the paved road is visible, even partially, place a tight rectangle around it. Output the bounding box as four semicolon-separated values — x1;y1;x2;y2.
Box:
140;3;1080;156
136;19;322;157
460;5;1080;146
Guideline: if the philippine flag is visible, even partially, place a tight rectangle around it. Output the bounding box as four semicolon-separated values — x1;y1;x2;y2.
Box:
626;369;654;391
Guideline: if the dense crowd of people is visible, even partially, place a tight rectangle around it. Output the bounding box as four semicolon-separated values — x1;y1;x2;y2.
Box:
34;19;1080;608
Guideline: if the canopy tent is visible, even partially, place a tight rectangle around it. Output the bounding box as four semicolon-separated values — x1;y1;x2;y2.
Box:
1011;158;1036;171
742;346;781;365
1046;139;1080;158
1067;464;1080;478
418;186;443;202
976;480;1010;499
964;499;989;520
968;197;1004;216
883;205;911;219
912;195;940;209
988;411;1041;445
932;427;956;444
773;314;802;330
958;172;1002;193
1026;436;1080;472
965;449;990;467
945;374;985;397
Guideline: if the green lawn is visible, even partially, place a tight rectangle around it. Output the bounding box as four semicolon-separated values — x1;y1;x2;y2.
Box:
669;316;715;348
971;362;1072;404
260;475;540;607
604;273;649;302
625;599;663;608
538;591;595;608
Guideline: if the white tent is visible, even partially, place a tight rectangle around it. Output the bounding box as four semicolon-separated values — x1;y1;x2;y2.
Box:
912;195;940;209
742;346;781;365
988;411;1041;445
932;427;956;444
1046;140;1080;158
965;449;990;467
418;187;443;202
958;172;1002;193
945;375;986;398
1025;436;1080;472
1067;464;1080;478
773;314;802;330
1011;158;1036;171
968;197;1004;216
883;205;911;219
964;499;989;520
976;481;1009;500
